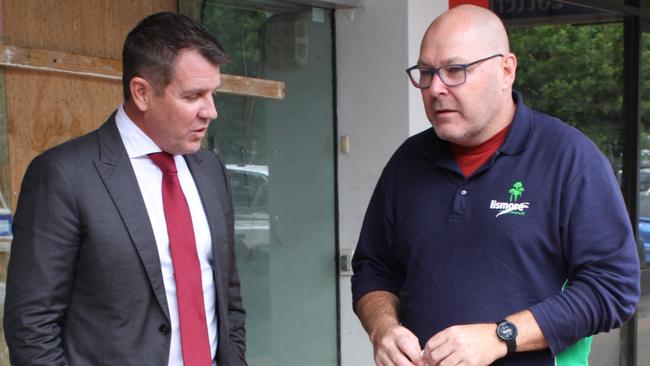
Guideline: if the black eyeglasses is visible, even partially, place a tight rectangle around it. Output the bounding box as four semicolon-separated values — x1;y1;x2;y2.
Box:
405;54;504;89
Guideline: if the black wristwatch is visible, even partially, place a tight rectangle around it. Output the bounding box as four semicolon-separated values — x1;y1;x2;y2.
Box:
495;319;518;354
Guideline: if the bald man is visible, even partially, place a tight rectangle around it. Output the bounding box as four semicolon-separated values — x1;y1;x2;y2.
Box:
351;5;640;366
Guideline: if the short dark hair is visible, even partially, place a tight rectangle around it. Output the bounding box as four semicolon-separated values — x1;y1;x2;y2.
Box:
122;12;229;100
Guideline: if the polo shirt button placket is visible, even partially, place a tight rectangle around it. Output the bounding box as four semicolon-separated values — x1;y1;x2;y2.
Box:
451;187;468;220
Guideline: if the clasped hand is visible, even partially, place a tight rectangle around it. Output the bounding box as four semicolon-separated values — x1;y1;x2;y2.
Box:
372;323;507;366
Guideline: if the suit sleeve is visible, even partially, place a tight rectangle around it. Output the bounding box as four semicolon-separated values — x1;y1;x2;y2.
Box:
4;154;79;366
529;156;641;354
217;157;247;365
227;232;247;365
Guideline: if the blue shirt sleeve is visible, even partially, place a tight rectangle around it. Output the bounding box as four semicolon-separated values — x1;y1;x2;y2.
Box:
529;155;640;355
351;170;405;311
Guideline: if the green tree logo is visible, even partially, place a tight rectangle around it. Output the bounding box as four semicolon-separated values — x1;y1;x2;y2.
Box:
508;181;525;202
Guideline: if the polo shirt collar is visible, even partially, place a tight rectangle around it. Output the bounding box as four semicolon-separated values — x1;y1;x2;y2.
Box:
498;90;531;156
422;90;531;163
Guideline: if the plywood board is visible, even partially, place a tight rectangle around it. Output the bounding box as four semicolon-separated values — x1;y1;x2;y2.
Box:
0;44;122;80
4;0;175;58
0;44;286;99
6;69;122;207
3;0;285;211
0;71;9;210
3;0;176;209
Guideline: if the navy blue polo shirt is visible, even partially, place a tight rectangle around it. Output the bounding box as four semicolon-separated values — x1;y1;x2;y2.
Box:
351;92;640;365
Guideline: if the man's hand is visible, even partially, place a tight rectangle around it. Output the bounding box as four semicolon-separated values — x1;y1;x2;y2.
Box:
355;291;426;366
371;323;425;366
422;323;506;366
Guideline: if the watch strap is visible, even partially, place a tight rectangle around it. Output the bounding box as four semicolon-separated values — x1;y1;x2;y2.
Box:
495;320;517;354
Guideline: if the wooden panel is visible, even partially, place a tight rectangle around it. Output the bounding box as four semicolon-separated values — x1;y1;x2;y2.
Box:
3;0;176;209
0;1;9;211
221;74;285;99
179;0;203;21
6;69;122;207
0;44;286;99
4;0;175;58
2;0;284;210
0;0;4;35
0;71;9;210
0;44;122;80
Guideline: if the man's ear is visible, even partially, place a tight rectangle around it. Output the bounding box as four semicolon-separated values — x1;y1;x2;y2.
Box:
130;76;151;112
502;53;517;90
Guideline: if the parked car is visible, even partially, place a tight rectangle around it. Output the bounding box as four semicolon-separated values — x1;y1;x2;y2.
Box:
640;168;650;193
638;192;650;264
226;164;270;258
638;217;650;264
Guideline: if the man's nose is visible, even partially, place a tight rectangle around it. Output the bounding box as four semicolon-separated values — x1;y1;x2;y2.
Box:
200;94;218;120
426;72;448;95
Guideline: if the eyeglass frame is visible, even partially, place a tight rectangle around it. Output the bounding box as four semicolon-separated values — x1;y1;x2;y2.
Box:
405;53;504;89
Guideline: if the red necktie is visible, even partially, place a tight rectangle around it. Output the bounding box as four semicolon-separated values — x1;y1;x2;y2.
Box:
149;152;211;366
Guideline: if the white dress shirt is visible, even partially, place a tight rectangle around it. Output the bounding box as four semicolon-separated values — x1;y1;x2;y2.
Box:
115;105;218;366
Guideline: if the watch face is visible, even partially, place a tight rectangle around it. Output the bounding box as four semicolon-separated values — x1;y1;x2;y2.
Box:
497;321;517;341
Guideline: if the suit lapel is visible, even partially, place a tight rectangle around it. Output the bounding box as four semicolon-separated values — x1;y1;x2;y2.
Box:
93;117;170;320
184;154;229;319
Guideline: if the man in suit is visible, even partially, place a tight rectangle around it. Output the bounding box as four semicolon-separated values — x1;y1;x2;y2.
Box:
4;12;246;366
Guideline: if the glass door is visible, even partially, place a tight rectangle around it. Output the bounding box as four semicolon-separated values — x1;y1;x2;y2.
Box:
185;1;337;365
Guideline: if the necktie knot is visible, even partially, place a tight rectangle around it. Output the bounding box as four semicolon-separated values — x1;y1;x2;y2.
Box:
149;152;177;174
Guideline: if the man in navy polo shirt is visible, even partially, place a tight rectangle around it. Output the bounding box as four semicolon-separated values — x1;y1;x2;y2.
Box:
351;5;640;366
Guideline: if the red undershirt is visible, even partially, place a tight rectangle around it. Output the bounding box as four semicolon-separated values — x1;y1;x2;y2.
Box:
449;123;512;178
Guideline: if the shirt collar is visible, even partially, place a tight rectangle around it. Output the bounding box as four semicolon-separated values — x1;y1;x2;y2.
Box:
497;90;531;156
420;90;531;167
115;104;162;159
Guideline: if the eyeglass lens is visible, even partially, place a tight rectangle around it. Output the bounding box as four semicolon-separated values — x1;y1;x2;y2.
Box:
410;66;466;88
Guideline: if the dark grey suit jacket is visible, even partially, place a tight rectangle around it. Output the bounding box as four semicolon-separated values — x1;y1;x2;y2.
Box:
3;115;246;366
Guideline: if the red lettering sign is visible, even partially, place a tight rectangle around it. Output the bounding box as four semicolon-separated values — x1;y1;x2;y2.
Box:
449;0;489;8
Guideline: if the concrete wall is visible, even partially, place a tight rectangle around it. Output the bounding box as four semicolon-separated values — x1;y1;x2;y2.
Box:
336;1;446;364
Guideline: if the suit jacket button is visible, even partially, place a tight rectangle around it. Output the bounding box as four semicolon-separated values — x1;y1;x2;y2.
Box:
159;324;170;335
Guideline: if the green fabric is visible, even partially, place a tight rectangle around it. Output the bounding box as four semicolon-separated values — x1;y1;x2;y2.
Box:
555;280;591;366
555;336;592;366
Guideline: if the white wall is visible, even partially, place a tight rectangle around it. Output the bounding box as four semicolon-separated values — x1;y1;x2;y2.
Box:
336;1;446;365
408;1;448;135
336;2;407;363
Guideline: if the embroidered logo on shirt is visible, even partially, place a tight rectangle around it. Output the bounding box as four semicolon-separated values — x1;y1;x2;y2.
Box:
489;181;530;217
